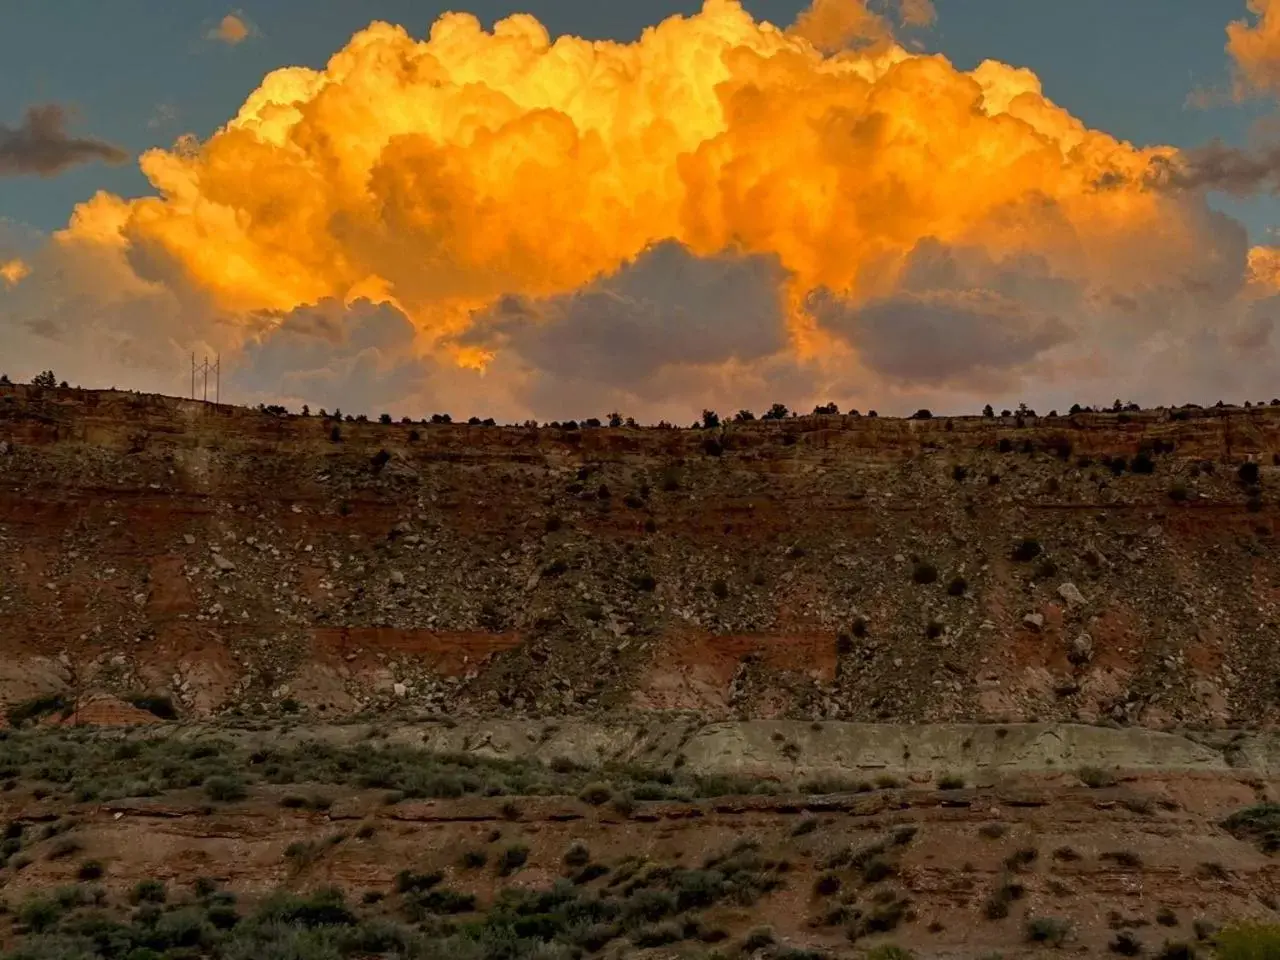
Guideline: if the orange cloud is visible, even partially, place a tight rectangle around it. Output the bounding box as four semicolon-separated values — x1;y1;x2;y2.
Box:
1228;0;1280;97
208;13;251;46
0;258;30;288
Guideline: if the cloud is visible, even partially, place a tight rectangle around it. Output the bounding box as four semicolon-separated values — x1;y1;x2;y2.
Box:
2;0;1280;419
1228;0;1280;98
230;298;435;413
1144;139;1280;195
460;242;789;395
0;259;31;288
809;242;1074;388
207;13;252;45
0;105;127;177
899;0;937;28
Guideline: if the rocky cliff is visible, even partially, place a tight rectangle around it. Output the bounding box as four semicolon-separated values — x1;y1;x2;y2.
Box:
2;383;1279;728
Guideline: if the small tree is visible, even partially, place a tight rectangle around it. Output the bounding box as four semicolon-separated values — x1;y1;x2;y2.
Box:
701;409;720;429
734;409;756;422
982;404;994;417
763;402;790;420
379;413;392;425
31;370;56;389
301;404;310;417
0;374;9;384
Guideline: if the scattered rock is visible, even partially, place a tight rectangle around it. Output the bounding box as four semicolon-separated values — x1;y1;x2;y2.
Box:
1069;633;1094;666
1023;613;1045;633
1057;582;1086;609
211;554;235;572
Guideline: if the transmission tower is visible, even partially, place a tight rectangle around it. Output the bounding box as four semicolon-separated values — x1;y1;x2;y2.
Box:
190;353;221;404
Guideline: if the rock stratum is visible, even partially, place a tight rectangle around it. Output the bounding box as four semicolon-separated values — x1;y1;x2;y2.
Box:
2;382;1280;729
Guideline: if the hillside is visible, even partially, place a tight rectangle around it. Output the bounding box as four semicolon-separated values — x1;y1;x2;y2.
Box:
2;382;1278;729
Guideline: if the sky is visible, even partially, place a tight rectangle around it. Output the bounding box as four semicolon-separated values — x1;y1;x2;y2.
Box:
3;0;1280;420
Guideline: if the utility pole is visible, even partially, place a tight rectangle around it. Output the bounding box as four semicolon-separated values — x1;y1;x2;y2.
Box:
190;354;222;404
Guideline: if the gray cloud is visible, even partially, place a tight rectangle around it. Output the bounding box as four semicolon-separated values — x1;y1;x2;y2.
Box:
229;299;435;415
813;288;1071;385
813;240;1075;386
1141;141;1280;197
457;241;792;417
0;105;128;177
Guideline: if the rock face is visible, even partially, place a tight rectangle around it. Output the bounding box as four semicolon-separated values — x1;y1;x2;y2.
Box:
1;382;1280;727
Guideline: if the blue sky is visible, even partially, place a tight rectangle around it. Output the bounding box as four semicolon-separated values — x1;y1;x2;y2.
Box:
0;0;1276;238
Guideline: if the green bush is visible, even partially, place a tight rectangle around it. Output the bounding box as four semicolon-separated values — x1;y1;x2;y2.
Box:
131;879;167;904
498;844;529;876
204;775;246;803
1215;923;1280;960
1026;916;1072;946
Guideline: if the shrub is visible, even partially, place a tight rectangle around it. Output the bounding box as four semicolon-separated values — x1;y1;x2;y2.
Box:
1155;944;1196;960
938;773;965;790
127;694;177;719
394;869;443;894
1211;925;1280;960
1011;539;1042;562
1239;462;1261;485
1027;916;1072;946
563;840;590;868
1222;803;1280;852
1156;906;1178;927
912;562;938;585
1110;931;1143;955
1052;846;1081;862
46;836;82;860
978;823;1007;839
814;872;841;895
947;577;967;596
460;849;487;869
861;856;896;883
132;878;167;904
791;816;819;837
579;782;613;806
743;927;776;950
17;897;64;933
1004;847;1038;871
498;844;529;876
633;922;684;948
1101;850;1143;869
864;948;915;960
204;775;246;803
892;826;918;845
984;876;1025;920
77;859;104;881
1079;766;1118;788
7;695;67;728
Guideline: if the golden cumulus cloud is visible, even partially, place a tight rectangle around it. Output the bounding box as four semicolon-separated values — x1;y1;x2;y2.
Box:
0;258;31;288
65;2;1181;336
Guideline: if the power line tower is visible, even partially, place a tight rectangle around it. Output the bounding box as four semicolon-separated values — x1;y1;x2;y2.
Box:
190;353;221;404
